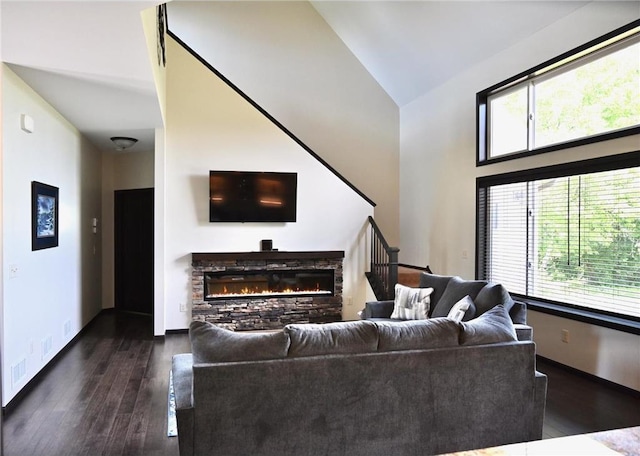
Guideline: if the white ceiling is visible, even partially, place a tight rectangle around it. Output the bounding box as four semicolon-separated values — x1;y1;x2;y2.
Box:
1;0;591;154
1;0;162;153
311;1;588;107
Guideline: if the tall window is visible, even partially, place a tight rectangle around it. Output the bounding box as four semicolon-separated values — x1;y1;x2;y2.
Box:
478;155;640;320
478;21;640;164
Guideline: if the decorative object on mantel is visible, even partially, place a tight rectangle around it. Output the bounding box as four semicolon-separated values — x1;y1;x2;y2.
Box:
260;239;273;251
110;136;138;151
31;181;59;251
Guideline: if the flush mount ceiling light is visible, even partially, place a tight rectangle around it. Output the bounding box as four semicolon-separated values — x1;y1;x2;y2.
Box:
110;136;138;151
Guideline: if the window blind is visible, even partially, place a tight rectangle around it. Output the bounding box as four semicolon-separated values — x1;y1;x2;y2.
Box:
479;166;640;318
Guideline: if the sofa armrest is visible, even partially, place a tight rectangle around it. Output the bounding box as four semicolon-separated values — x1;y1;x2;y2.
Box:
172;354;195;456
510;300;527;324
172;354;194;410
514;324;533;342
531;370;548;440
362;300;394;319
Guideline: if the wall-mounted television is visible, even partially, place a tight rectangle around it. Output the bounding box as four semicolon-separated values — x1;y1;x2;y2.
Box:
209;171;297;222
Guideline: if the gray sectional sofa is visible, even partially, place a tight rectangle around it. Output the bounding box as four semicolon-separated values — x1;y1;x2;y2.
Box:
171;290;547;456
362;272;527;324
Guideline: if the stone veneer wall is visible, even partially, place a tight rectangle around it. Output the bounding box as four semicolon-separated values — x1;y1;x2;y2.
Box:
191;252;343;331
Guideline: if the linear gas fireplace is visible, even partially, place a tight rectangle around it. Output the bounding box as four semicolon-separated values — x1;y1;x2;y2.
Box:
191;251;344;330
204;270;334;300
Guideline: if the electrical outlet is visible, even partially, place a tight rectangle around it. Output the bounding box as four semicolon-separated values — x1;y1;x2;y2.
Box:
9;264;19;279
180;303;187;312
561;329;570;343
347;296;353;306
462;250;468;260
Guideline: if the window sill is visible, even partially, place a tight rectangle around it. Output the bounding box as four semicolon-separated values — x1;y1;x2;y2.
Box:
513;296;640;335
522;299;640;336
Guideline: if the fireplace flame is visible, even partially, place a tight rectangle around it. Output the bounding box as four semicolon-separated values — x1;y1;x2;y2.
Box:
207;283;330;299
205;271;333;300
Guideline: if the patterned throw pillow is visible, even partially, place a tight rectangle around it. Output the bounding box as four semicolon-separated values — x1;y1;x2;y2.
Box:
390;284;434;320
447;295;476;322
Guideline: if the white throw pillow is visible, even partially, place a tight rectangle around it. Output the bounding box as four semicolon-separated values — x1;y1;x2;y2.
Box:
390;284;434;320
447;295;474;323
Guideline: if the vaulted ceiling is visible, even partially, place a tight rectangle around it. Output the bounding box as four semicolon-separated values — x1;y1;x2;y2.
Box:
1;0;590;154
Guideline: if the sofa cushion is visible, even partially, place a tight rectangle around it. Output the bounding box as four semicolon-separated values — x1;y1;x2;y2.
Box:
285;320;379;358
459;305;517;346
447;295;476;323
418;273;454;310
430;276;487;318
474;282;515;316
189;320;290;364
375;318;460;352
390;284;433;320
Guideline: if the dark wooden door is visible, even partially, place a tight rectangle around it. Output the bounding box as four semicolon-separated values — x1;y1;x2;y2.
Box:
114;188;154;315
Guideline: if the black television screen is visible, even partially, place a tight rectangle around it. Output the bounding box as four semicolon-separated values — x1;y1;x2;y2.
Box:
209;171;297;222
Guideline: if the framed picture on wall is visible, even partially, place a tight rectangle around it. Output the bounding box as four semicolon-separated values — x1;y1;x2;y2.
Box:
31;181;59;250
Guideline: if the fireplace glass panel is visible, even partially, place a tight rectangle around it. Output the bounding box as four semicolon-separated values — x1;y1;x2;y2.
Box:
204;270;335;300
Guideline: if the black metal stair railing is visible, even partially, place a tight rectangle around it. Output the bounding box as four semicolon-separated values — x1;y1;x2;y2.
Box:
366;216;399;301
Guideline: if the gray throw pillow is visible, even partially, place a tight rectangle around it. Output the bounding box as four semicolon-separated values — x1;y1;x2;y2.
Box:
375;318;460;352
418;273;454;311
473;282;514;316
430;276;487;318
189;320;290;364
459;305;517;346
285;320;378;358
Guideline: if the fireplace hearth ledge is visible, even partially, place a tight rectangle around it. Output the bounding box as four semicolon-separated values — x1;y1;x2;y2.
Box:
192;251;344;261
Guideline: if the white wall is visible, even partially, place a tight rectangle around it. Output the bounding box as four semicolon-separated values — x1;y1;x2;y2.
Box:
529;311;640;391
160;37;373;331
141;7;167;335
1;66;102;405
400;2;640;390
0;10;5;432
101;149;154;309
166;1;400;245
153;128;166;336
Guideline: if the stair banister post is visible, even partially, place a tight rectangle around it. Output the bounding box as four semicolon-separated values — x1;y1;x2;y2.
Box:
388;247;400;300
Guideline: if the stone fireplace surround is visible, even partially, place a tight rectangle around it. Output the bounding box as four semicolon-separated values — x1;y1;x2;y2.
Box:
191;251;344;330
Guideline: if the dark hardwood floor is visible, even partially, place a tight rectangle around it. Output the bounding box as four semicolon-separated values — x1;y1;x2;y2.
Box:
2;311;639;455
2;311;189;456
537;357;640;439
